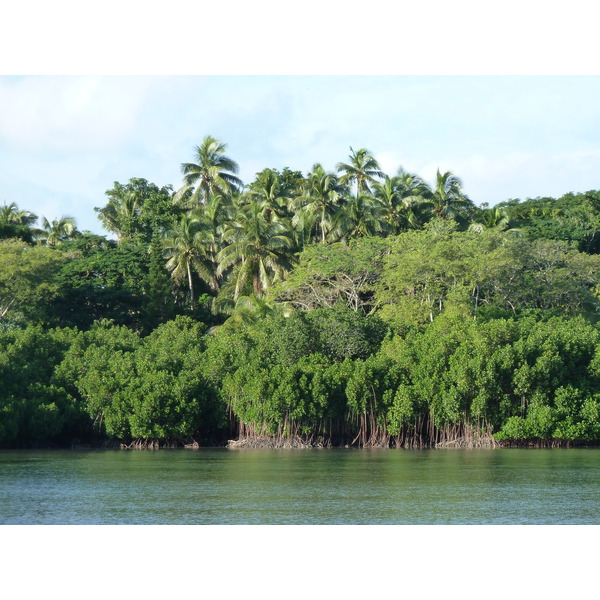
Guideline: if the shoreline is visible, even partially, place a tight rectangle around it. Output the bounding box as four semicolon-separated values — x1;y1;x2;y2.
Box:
2;436;597;451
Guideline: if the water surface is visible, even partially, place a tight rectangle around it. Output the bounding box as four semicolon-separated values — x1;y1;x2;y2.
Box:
1;448;598;524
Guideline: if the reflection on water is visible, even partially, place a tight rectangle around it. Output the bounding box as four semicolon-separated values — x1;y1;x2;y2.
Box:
0;448;598;524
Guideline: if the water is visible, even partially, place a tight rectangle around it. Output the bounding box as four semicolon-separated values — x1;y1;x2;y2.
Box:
1;447;599;524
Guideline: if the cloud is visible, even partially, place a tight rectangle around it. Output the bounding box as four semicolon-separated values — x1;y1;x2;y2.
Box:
0;76;155;155
450;150;600;206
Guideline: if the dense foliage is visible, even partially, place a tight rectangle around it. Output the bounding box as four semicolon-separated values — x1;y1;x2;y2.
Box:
2;135;600;448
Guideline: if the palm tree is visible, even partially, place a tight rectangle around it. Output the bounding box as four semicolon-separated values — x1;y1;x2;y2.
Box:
336;147;384;199
372;175;422;235
217;201;295;299
175;136;243;207
193;192;235;292
330;193;387;241
246;169;290;223
163;212;215;306
468;205;523;235
373;168;428;235
292;164;344;244
39;216;77;246
394;168;434;230
95;191;141;244
0;202;38;226
428;169;474;221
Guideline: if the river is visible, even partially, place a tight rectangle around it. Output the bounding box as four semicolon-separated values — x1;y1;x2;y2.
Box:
1;447;599;524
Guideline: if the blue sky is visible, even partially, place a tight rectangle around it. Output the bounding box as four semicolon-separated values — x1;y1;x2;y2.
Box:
1;75;599;235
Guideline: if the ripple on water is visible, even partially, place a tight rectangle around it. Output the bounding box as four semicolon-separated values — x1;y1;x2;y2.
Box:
0;448;599;524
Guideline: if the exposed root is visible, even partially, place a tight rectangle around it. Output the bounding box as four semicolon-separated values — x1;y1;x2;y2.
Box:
228;435;331;449
118;437;200;449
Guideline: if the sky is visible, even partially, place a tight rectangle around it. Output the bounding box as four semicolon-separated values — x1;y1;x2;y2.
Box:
1;75;599;235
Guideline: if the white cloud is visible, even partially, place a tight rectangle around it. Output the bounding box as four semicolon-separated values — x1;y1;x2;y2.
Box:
0;76;155;155
452;150;600;206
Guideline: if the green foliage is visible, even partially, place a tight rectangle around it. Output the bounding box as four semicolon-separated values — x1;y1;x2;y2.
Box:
59;317;225;441
124;317;223;439
0;326;82;445
305;305;387;362
376;228;600;326
142;235;176;331
493;316;600;441
272;237;388;313
96;178;177;243
47;240;150;329
223;352;344;437
0;239;68;323
0;222;35;243
497;191;600;254
345;354;400;422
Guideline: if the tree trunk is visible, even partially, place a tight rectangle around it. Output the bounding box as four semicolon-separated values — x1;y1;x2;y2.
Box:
187;261;195;307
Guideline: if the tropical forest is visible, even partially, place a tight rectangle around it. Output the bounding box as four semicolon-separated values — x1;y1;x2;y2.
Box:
3;135;600;449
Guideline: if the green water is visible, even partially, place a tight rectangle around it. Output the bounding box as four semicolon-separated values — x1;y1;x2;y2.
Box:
1;448;599;524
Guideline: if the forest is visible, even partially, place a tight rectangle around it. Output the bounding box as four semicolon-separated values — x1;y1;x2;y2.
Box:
2;135;600;449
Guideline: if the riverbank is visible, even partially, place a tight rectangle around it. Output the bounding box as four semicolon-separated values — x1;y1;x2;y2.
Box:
3;435;599;451
228;435;331;449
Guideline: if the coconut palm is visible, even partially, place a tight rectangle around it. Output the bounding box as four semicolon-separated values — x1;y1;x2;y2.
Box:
217;201;295;299
175;136;243;207
246;169;290;223
394;168;434;230
395;168;431;200
336;147;384;199
193;192;235;292
39;216;78;246
330;193;387;241
292;164;344;244
428;169;474;221
95;191;141;244
163;212;216;306
372;175;426;234
0;202;38;226
468;205;523;236
373;173;431;234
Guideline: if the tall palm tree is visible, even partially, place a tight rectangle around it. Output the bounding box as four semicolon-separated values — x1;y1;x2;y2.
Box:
468;205;522;235
292;164;344;244
95;191;141;244
194;192;235;292
163;212;215;306
372;175;409;234
217;201;295;299
394;168;434;230
246;169;290;223
331;193;386;241
39;216;77;246
395;168;430;200
336;147;384;199
428;169;474;221
0;202;38;226
175;136;243;207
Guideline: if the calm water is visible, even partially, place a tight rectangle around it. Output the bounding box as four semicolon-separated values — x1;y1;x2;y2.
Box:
1;448;599;524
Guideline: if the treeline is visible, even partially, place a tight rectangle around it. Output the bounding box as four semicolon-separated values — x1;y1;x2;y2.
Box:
2;136;600;448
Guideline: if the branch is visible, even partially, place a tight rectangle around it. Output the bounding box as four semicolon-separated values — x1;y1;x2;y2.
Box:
0;297;16;319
